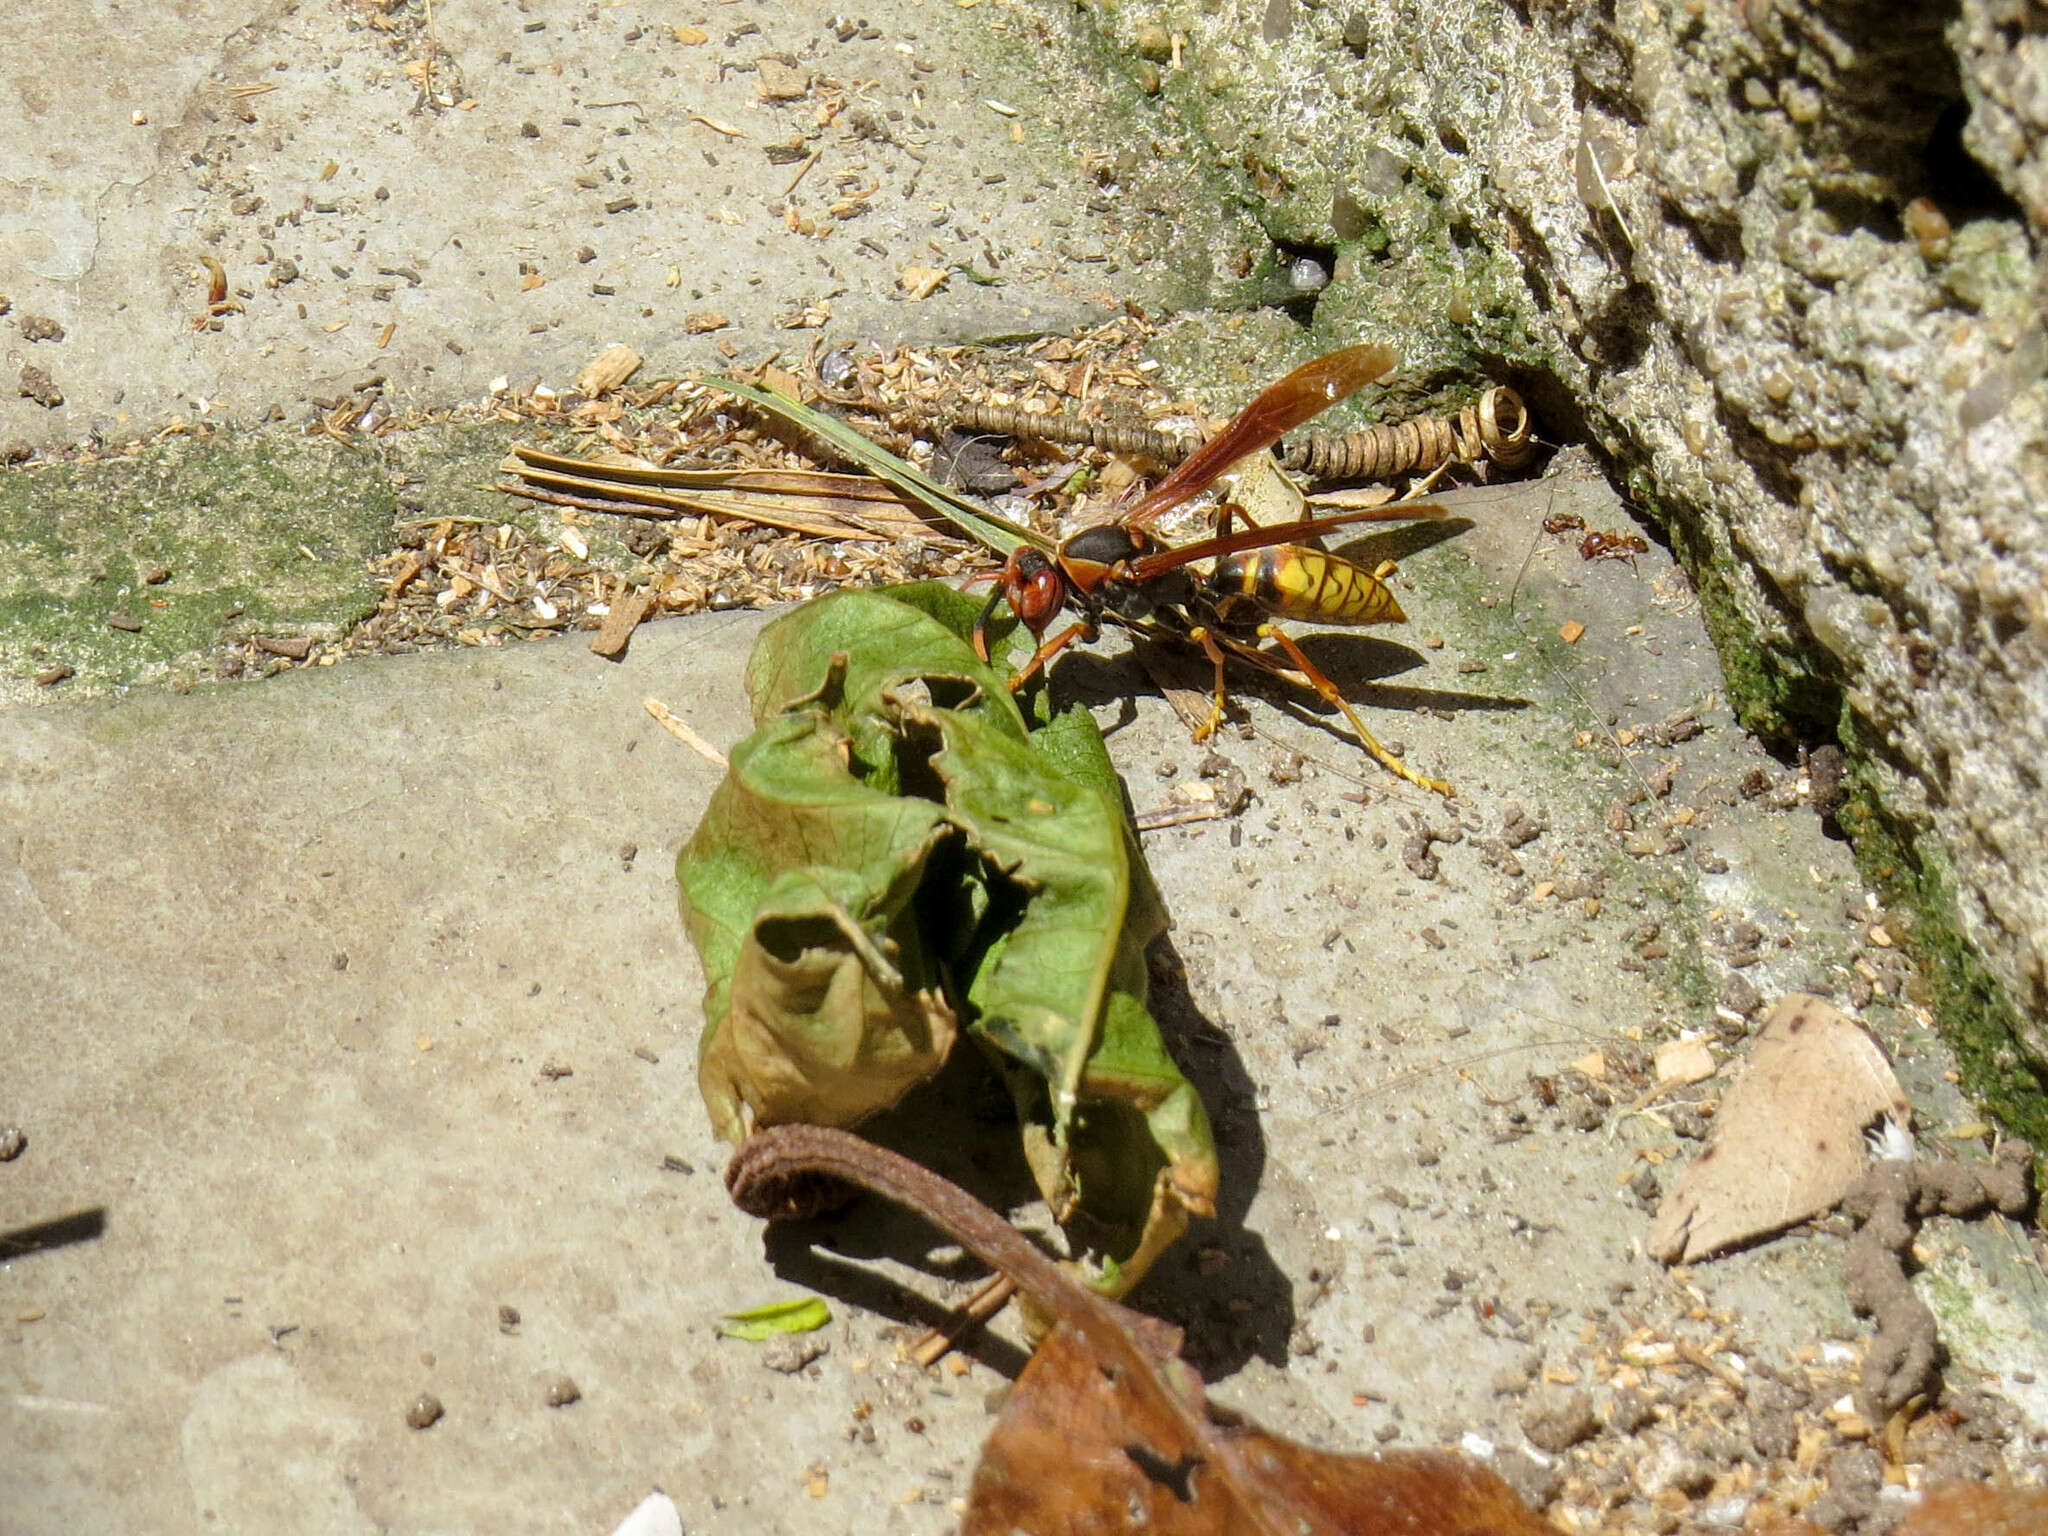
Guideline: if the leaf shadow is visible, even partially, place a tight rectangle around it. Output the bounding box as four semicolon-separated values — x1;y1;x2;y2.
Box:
1120;935;1294;1382
747;938;1294;1385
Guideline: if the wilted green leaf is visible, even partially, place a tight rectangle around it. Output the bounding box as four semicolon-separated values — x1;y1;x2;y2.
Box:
719;1295;832;1341
679;583;1217;1288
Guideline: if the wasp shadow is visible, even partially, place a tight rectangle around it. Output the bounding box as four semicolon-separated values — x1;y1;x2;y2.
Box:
1021;645;1149;731
1292;633;1534;717
748;941;1294;1384
0;1207;107;1258
1320;512;1475;570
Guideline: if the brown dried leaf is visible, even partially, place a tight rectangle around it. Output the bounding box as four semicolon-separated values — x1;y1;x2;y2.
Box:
968;1322;1550;1535
725;1126;1544;1536
1648;994;1909;1263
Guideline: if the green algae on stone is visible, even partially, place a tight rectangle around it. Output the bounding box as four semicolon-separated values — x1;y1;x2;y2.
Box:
0;431;395;703
1836;770;2048;1150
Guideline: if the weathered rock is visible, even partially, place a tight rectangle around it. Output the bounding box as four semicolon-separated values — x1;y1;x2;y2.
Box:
1082;0;2048;1126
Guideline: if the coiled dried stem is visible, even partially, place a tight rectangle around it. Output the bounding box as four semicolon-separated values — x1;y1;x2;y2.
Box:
1281;386;1532;478
950;400;1200;464
950;386;1532;483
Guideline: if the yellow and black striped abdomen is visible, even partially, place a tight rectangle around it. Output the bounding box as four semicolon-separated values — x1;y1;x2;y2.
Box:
1211;546;1407;626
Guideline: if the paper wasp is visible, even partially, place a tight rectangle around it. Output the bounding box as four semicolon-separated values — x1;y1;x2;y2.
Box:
969;344;1459;796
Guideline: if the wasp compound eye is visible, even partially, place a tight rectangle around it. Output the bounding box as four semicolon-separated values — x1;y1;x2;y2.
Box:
1016;562;1066;637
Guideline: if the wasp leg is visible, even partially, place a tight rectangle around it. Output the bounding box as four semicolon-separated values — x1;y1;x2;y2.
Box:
1253;621;1455;797
1008;619;1096;692
1185;625;1234;742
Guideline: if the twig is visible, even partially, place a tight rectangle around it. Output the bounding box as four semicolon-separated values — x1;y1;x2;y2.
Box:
908;1275;1017;1367
1132;802;1233;832
644;697;728;766
782;150;822;198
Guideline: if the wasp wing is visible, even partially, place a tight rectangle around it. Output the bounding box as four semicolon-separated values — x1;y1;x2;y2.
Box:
1122;344;1397;530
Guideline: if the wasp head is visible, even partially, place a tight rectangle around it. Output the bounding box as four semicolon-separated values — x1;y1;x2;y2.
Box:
972;548;1066;663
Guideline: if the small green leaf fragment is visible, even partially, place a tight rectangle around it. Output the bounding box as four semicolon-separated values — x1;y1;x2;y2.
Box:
720;1296;832;1341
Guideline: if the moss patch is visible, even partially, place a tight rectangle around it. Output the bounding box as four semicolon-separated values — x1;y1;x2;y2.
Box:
0;432;395;704
1836;769;2048;1147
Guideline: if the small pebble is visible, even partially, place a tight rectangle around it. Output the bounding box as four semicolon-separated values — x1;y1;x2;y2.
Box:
0;1126;24;1160
1521;1386;1598;1452
405;1392;444;1429
498;1304;521;1333
762;1334;830;1374
542;1372;582;1407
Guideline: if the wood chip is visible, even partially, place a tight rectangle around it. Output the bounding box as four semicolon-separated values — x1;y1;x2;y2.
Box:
255;635;314;659
590;586;654;659
576;343;643;397
386;552;425;596
898;264;950;300
1653;1037;1716;1087
684;312;731;334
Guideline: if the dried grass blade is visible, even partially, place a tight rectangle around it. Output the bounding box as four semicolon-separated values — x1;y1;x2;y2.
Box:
505;455;976;543
703;376;1048;557
508;447;910;502
500;481;879;543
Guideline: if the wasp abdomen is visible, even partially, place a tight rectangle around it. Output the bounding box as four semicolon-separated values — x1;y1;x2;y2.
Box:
1212;548;1407;626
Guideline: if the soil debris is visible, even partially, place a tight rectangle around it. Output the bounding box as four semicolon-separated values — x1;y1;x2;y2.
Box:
1842;1139;2034;1420
405;1392;444;1429
541;1372;582;1407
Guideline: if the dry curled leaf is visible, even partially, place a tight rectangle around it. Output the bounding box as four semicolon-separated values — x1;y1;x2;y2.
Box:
725;1126;1548;1536
971;1324;1552;1536
1648;994;1909;1263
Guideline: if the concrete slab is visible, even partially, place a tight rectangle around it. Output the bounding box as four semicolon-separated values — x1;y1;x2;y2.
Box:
0;0;1262;449
3;0;2040;1525
6;467;2028;1533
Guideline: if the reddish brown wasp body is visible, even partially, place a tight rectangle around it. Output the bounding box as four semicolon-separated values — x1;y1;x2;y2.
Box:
970;344;1458;796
